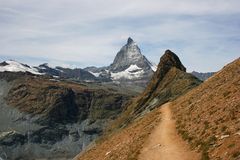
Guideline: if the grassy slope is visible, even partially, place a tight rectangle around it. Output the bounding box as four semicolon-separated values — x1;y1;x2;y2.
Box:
172;58;240;160
75;51;202;160
76;58;239;160
74;107;161;160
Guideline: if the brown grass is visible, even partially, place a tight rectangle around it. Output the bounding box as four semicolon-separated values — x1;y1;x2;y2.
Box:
75;108;162;160
76;58;240;160
171;58;240;160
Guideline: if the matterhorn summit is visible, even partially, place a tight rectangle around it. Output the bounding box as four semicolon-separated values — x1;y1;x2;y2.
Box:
85;37;156;85
109;37;155;72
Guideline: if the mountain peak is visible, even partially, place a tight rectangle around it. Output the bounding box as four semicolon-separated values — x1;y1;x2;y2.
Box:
84;38;155;83
130;50;201;118
127;37;134;45
159;49;186;72
109;38;153;74
146;50;187;91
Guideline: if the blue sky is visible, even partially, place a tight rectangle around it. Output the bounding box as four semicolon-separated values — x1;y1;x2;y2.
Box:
0;0;239;72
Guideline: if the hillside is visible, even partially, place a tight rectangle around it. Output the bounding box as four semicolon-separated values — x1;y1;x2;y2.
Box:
75;54;239;160
111;50;201;128
74;50;202;160
172;58;240;160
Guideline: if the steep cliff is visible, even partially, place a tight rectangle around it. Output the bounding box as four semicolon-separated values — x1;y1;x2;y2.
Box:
0;73;133;159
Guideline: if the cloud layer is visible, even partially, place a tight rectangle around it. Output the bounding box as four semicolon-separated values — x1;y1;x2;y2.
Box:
0;0;239;71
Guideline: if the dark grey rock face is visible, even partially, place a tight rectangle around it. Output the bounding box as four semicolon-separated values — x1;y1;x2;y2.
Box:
0;61;9;66
0;73;132;160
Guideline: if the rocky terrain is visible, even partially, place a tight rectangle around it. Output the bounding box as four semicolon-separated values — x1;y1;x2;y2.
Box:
0;72;135;160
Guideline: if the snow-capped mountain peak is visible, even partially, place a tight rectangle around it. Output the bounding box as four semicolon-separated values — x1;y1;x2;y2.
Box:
0;60;42;75
85;37;155;84
109;37;152;73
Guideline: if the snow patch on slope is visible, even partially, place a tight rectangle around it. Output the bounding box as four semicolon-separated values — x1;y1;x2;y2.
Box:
150;62;157;72
126;64;142;72
89;71;100;77
111;64;144;80
0;60;42;75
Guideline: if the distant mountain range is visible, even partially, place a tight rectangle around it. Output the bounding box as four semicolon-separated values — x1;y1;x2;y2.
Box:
0;38;214;85
191;71;215;81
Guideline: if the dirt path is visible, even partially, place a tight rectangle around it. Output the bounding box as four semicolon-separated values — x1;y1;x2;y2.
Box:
139;102;200;160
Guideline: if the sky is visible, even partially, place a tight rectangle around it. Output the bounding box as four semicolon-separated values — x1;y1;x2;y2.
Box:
0;0;239;72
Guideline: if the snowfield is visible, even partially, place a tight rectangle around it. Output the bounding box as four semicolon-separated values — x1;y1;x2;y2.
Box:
89;71;101;77
150;63;157;72
111;64;144;80
0;60;42;75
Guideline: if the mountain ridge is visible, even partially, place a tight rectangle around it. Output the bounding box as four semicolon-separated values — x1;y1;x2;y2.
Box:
75;55;239;160
130;49;201;118
75;50;202;160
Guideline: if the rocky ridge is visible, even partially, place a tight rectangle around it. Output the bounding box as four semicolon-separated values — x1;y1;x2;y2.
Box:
75;50;202;160
124;50;201;122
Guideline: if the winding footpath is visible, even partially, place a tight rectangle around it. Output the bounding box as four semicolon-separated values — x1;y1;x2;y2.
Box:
139;102;200;160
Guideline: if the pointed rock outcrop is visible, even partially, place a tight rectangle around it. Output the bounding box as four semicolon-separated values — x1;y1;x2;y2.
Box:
127;50;201;119
149;50;186;86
